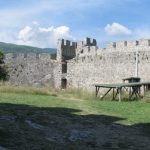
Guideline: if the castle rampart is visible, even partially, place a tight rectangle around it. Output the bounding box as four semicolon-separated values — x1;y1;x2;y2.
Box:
5;53;52;61
4;37;150;90
106;39;150;52
66;50;150;90
75;39;150;58
64;38;150;90
4;53;59;87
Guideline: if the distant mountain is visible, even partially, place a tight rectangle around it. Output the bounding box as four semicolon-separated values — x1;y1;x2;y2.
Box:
0;42;56;54
0;42;57;59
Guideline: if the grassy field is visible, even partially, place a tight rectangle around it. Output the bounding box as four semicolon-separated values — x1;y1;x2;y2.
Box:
0;86;150;149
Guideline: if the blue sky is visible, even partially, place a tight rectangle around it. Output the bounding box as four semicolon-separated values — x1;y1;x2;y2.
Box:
0;0;150;48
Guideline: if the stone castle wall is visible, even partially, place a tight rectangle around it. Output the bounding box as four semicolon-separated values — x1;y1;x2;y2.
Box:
65;38;150;90
3;38;150;90
66;51;150;90
4;53;60;87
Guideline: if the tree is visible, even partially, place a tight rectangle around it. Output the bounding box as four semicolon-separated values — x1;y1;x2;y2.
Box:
0;50;4;63
0;50;8;81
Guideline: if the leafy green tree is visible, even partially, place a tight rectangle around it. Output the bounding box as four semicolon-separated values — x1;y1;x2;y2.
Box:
0;50;8;81
0;50;4;63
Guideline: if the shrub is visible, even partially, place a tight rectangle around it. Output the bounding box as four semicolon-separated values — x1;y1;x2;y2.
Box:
0;50;9;81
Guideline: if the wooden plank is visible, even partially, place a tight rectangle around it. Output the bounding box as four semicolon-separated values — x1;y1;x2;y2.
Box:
95;81;150;89
94;81;150;102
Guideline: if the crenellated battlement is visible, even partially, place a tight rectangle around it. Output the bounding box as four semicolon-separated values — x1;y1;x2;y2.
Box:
57;39;77;61
77;37;97;48
84;37;97;46
75;38;150;57
4;53;52;61
58;39;77;48
76;37;98;57
107;39;150;51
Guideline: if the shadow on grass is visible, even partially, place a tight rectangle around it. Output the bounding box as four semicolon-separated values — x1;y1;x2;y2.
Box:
0;103;150;150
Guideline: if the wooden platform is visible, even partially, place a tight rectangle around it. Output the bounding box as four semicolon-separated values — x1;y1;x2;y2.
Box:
95;81;150;102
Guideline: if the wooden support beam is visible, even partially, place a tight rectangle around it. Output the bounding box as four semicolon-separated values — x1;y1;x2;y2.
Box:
95;86;100;97
112;88;115;100
118;88;121;102
114;88;119;100
101;88;112;100
95;82;150;101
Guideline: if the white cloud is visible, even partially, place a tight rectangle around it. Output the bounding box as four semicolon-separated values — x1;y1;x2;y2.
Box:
53;26;71;39
17;24;72;48
18;26;33;42
105;22;132;36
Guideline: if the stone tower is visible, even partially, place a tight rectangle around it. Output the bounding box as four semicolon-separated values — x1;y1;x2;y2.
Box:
57;39;77;62
56;39;77;89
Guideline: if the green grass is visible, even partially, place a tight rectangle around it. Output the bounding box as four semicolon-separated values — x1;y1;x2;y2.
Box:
0;89;149;125
88;100;150;124
0;86;150;149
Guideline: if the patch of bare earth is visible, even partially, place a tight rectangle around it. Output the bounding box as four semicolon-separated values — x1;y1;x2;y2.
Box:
0;104;150;150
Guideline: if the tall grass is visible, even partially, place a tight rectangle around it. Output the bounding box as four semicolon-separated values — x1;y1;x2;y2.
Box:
59;88;96;100
0;82;96;100
0;82;57;96
0;82;150;102
142;91;150;102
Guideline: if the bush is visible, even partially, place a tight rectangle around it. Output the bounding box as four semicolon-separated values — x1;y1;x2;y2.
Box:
0;50;9;81
0;50;4;64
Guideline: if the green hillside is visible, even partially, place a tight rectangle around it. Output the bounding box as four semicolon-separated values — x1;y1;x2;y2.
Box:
0;42;56;54
0;42;57;59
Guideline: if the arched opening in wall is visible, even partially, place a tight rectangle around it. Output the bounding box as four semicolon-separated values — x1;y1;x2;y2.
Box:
61;78;67;89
